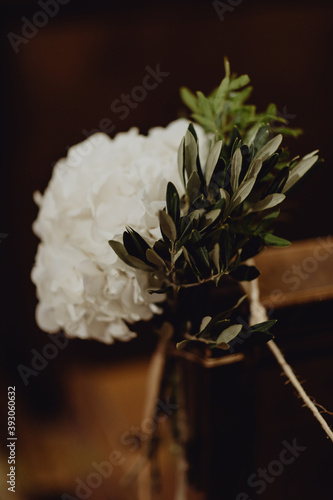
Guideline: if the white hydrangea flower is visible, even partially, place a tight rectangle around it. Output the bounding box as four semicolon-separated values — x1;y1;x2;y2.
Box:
31;119;208;344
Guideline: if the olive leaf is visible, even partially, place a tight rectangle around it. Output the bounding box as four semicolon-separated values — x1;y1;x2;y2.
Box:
211;243;220;273
123;227;150;261
177;136;186;186
229;74;250;90
166;182;180;225
205;140;223;186
245;158;262;181
109;241;155;272
216;324;243;346
146;249;166;268
282;152;319;193
230;148;243;193
159;210;177;243
219;188;230;211
187;170;201;205
253;134;283;163
229;177;256;212
247;193;285;213
184;128;199;181
261;233;291;247
179;87;200;113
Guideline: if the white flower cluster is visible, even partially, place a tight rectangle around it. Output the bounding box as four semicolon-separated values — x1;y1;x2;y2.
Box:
31;119;207;344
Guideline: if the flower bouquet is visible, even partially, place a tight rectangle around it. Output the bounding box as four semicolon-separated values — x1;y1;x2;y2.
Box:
32;59;332;499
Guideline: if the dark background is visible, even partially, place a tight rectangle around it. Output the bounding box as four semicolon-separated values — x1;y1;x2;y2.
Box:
0;0;333;499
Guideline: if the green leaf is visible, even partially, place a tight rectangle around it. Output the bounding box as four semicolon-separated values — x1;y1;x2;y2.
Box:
230;177;256;211
199;296;247;337
266;102;277;115
248;193;285;213
254;210;280;235
205;140;223;186
252;125;270;150
148;287;170;295
146;249;166;268
188;122;198;141
246;158;262;181
229;74;250;90
211;243;220;273
191;114;216;131
186;170;201;204
184;129;198;181
159;210;177;242
201;209;221;231
219;188;230;211
176;339;190;351
180;87;199;113
174;249;183;264
177;136;186;187
256;152;280;182
247;319;277;333
123;227;150;261
245;122;263;146
230;132;242;158
197;91;214;120
282;152;319;193
126;255;156;272
262;233;291;247
253;134;283;163
166;182;180;224
182;245;202;278
235;320;276;348
230;85;253;105
108;240;132;266
260;209;280;223
273;126;303;138
175;219;194;251
214;75;230;113
153;240;169;260
230;147;243;193
189;229;211;275
265;166;289;195
216;324;242;346
109;241;155;272
199;316;212;332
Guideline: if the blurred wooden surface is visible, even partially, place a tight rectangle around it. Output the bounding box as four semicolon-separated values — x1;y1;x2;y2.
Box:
256;237;333;307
